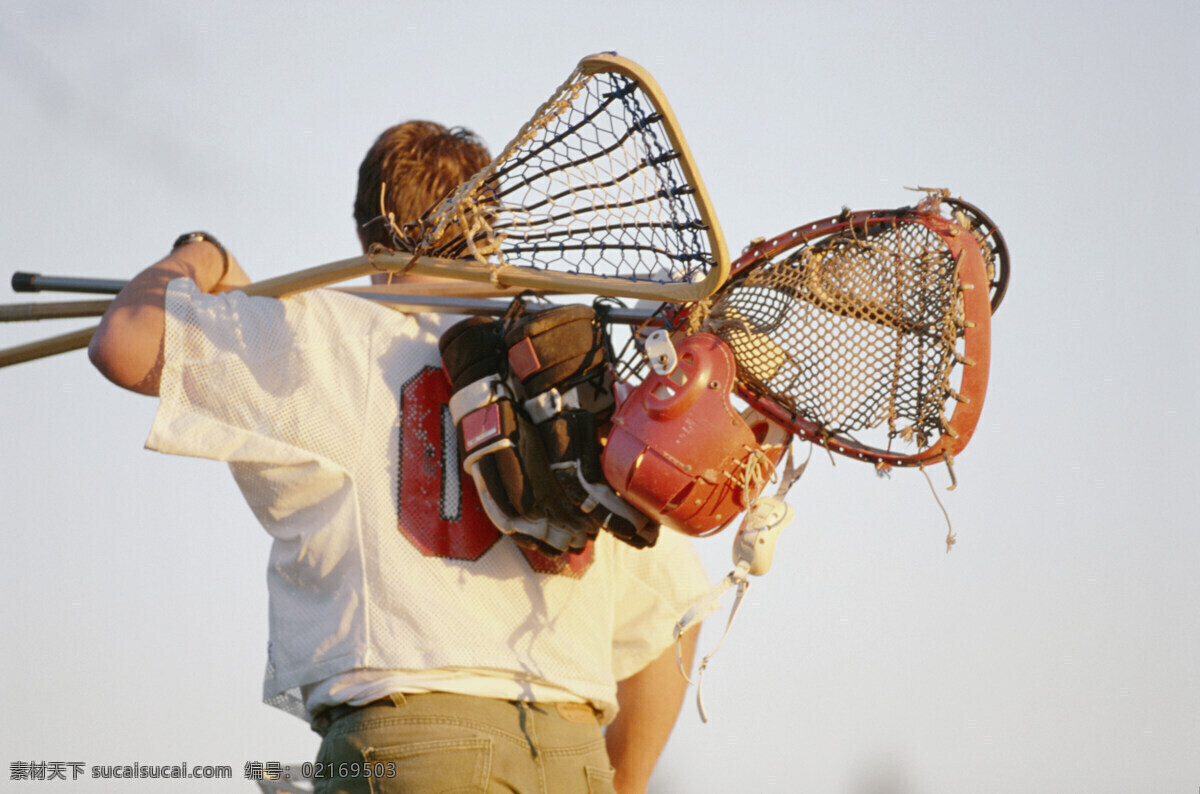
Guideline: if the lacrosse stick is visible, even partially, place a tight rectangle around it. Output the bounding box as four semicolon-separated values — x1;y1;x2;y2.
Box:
397;52;727;299
682;191;1006;471
11;272;130;295
1;299;116;322
1;52;727;368
1;274;662;324
0;280;665;367
0;254;412;367
0;276;548;322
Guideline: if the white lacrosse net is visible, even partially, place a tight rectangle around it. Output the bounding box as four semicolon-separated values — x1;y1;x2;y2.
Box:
398;61;719;286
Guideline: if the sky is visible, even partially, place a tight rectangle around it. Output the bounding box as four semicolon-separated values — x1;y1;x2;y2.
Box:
1;1;1198;792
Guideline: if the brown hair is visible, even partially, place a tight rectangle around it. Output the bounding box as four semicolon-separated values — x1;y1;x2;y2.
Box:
354;121;491;251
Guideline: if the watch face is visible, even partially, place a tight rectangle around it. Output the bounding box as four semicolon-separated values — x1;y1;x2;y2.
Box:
170;232;228;281
174;232;211;249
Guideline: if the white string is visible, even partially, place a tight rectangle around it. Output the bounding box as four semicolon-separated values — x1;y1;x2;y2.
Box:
671;441;810;723
693;575;751;722
673;562;751;723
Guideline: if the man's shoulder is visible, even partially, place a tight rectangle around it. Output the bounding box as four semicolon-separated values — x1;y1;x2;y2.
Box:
269;288;420;339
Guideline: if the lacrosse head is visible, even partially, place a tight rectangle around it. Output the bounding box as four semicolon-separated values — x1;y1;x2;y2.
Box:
602;333;790;536
390;53;729;302
687;192;1005;469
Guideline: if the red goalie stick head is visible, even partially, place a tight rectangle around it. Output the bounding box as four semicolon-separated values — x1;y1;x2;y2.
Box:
678;191;1007;470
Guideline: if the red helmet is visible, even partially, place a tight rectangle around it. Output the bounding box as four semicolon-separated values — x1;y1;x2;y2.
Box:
602;333;790;536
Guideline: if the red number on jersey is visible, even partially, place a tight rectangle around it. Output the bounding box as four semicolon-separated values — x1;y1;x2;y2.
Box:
397;366;499;560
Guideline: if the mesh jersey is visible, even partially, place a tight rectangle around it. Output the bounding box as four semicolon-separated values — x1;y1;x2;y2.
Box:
145;279;711;721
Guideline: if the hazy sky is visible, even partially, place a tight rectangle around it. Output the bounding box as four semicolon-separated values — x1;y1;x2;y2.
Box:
2;2;1197;792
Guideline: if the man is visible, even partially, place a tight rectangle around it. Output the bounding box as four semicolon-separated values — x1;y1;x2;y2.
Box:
89;121;709;794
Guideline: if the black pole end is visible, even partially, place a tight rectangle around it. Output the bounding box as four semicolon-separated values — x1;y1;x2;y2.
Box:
11;272;39;293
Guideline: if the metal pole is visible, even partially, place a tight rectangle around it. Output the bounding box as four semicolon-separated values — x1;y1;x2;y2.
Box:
11;272;130;295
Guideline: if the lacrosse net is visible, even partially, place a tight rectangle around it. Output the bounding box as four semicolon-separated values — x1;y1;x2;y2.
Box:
684;194;996;468
385;53;729;301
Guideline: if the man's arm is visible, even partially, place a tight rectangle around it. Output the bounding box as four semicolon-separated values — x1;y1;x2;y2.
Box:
605;626;699;794
88;238;248;396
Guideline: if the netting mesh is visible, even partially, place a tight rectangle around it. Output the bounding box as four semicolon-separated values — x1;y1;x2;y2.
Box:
691;218;964;454
395;61;718;285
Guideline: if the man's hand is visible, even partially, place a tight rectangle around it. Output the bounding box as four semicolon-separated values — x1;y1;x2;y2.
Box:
89;237;249;395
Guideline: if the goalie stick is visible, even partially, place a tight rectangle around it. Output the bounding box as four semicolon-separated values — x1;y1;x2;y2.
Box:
680;191;1007;470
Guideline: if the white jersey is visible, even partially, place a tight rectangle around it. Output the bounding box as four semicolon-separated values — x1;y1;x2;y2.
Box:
146;279;711;722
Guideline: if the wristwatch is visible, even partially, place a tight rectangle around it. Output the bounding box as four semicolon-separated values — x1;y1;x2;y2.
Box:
172;231;230;282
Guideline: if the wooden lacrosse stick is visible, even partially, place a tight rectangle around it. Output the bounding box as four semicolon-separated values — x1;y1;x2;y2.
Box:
1;273;548;320
0;255;362;367
2;52;727;368
0;258;534;368
0;276;656;324
406;52;728;302
1;299;116;322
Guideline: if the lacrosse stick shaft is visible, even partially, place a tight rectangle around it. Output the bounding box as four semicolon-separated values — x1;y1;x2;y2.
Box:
9;249;682;302
0;252;409;368
338;291;656;324
0;257;657;367
9;271;559;299
0;327;99;367
0;274;564;323
12;272;130;295
10;250;576;299
1;293;655;325
0;299;116;322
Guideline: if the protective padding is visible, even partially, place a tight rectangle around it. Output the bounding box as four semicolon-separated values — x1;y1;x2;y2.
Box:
504;304;613;419
439;316;506;390
440;314;594;553
602;333;783;536
440;305;655;553
503;304;655;548
440;317;537;520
